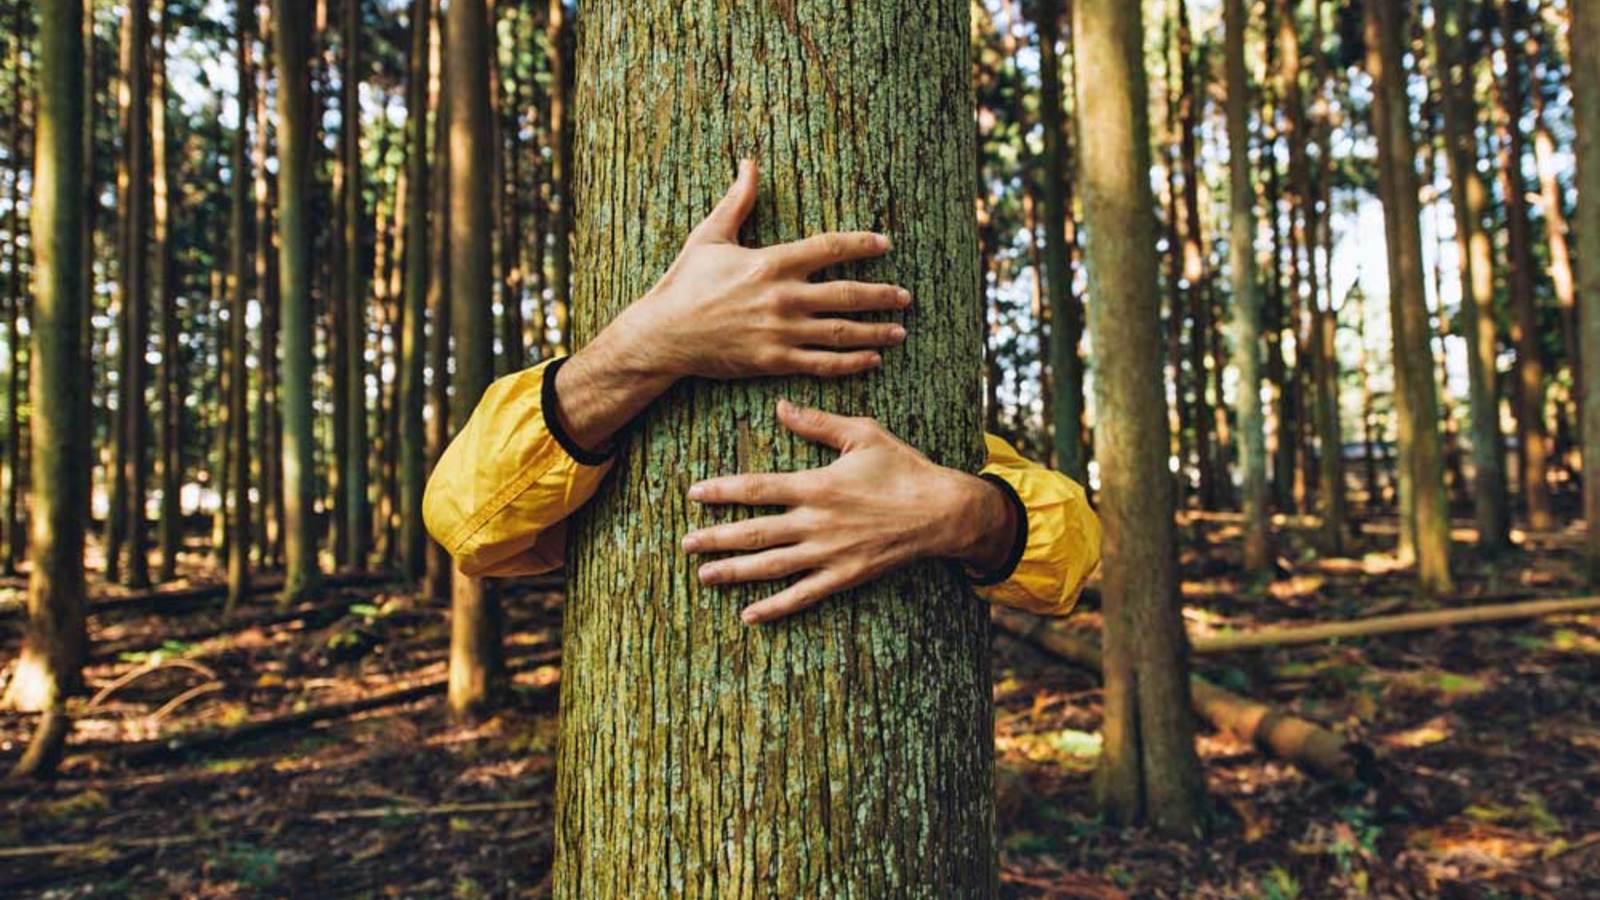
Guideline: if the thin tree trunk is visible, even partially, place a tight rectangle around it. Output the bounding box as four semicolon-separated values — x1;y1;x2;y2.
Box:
120;0;152;589
226;0;254;613
3;0;89;726
1572;0;1600;582
1364;0;1456;595
1226;0;1270;574
1176;0;1216;510
424;0;451;603
274;0;319;605
544;0;571;354
1305;0;1347;553
1074;0;1204;835
1435;0;1511;552
399;0;429;584
342;0;369;569
105;7;133;583
497;3;524;377
255;0;282;567
154;0;180;583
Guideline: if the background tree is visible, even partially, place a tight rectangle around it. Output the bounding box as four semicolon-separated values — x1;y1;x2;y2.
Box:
1575;0;1600;582
1073;0;1203;834
399;0;429;584
225;0;253;612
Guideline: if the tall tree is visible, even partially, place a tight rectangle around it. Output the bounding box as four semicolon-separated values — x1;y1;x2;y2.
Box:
399;0;429;583
1175;0;1218;508
1364;0;1456;594
226;0;255;612
154;0;180;582
341;0;369;568
424;0;452;603
255;0;282;566
1073;0;1203;834
544;0;570;353
1035;0;1085;482
1498;0;1554;530
120;0;152;588
104;4;133;582
1;0;27;575
444;0;501;717
275;0;319;603
554;2;996;891
1226;0;1270;574
3;0;89;733
1435;0;1512;551
1573;0;1600;581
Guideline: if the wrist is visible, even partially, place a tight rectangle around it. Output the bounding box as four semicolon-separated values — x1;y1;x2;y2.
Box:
933;469;1015;570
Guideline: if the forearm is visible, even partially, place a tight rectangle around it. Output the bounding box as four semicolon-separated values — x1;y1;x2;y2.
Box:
549;310;676;454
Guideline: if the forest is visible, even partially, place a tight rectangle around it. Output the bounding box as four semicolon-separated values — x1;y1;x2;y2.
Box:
2;0;1600;896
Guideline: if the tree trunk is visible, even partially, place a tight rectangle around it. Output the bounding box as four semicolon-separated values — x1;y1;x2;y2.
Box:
226;0;255;613
3;0;89;720
255;0;282;567
555;2;996;892
544;0;571;355
1434;0;1511;553
2;0;27;577
153;0;180;583
342;0;369;569
1035;0;1085;482
444;0;501;719
1073;0;1203;834
105;6;133;583
1176;0;1216;511
399;0;429;584
1226;0;1270;574
119;0;152;589
1573;0;1600;582
274;0;319;604
497;4;524;377
1532;85;1582;435
1497;0;1554;531
1364;0;1455;595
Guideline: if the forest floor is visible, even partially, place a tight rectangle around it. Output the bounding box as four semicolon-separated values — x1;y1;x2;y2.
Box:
2;517;1599;898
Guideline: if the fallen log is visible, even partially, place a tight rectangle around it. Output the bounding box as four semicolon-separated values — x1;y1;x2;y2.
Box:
102;647;561;765
1189;594;1600;655
992;609;1370;782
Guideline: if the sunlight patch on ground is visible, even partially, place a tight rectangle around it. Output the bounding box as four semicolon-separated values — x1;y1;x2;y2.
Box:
996;728;1102;772
1378;714;1455;750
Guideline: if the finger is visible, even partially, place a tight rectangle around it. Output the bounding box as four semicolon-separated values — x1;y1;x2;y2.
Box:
794;318;906;350
689;159;758;244
776;399;880;452
782;349;883;378
681;512;804;554
762;231;890;274
740;568;853;625
688;472;805;507
787;280;911;314
697;545;824;587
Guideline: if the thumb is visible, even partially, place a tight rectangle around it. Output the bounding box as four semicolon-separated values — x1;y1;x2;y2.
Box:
777;400;874;452
689;159;758;244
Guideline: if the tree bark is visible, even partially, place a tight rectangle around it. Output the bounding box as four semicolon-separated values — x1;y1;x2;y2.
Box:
1497;0;1554;531
119;0;153;589
1434;0;1512;553
1226;0;1270;574
153;0;180;584
555;2;996;892
1573;0;1600;582
444;0;501;719
1364;0;1455;595
1073;0;1203;835
399;0;430;584
274;0;320;604
341;0;369;569
226;0;255;613
3;0;89;722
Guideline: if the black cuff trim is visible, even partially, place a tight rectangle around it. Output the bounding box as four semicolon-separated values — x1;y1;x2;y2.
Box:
969;473;1029;587
541;356;616;467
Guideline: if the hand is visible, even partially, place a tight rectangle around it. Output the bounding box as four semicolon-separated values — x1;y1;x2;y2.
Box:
601;159;912;380
552;160;913;453
682;401;1020;624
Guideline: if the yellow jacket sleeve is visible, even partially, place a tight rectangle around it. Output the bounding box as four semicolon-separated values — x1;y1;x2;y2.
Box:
971;433;1102;617
422;357;614;578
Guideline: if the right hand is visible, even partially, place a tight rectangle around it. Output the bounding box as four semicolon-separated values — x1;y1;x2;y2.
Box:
598;159;912;381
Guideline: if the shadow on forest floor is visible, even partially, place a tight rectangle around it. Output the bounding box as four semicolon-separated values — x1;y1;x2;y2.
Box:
3;515;1600;898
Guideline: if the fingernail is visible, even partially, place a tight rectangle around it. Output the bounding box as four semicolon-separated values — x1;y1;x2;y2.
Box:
681;534;700;552
875;234;891;251
872;354;884;368
741;609;760;625
889;325;907;342
688;484;707;501
897;288;912;306
777;398;793;414
699;564;719;584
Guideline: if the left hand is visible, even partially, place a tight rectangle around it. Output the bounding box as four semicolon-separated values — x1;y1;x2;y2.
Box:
682;401;1018;624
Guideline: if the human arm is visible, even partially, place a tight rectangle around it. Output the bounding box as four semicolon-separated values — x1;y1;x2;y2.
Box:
682;402;1102;623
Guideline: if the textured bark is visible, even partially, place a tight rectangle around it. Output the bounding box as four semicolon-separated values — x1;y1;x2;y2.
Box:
1035;0;1085;483
1226;0;1270;575
556;2;995;893
444;0;501;718
399;0;429;584
342;0;370;568
1073;0;1203;835
226;0;255;613
1364;0;1455;595
1434;0;1511;552
3;0;88;720
1574;0;1600;582
274;0;319;604
1497;0;1554;531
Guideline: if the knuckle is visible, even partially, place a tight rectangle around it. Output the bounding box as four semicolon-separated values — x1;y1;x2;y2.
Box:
830;320;848;346
823;234;845;258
